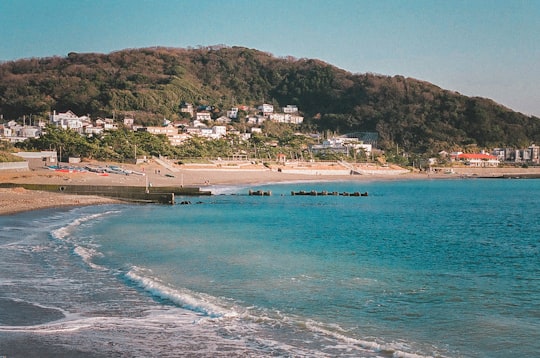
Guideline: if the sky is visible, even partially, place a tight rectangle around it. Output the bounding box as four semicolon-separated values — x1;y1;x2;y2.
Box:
1;0;539;117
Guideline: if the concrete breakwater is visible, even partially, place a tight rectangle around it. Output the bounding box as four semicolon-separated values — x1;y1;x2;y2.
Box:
0;183;211;204
247;189;369;197
291;190;368;196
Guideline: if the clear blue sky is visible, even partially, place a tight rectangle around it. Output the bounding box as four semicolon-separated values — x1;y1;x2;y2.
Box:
1;0;539;117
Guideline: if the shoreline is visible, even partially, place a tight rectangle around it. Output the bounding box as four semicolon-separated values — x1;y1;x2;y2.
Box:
2;161;540;215
0;187;124;216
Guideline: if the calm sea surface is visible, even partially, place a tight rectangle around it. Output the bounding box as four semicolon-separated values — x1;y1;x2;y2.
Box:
1;179;538;357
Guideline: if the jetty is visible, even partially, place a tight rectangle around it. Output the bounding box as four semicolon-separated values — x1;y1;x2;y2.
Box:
291;190;368;196
247;189;368;197
248;189;272;196
0;183;211;204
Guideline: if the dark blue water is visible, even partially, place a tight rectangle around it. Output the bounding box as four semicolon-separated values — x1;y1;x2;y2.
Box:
1;179;538;357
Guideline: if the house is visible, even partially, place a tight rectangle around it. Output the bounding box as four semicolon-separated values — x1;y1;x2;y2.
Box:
227;107;238;119
0;125;12;138
246;115;266;125
124;118;135;128
454;153;499;167
85;125;104;136
104;118;117;130
258;104;274;116
310;137;372;156
143;125;178;136
186;127;202;135
1;122;43;142
15;151;57;168
282;105;298;113
20;127;41;138
180;103;194;117
529;144;540;164
215;115;231;124
50;110;87;133
168;133;190;146
268;113;304;124
192;120;207;128
196;111;212;122
198;126;227;139
199;128;213;137
212;126;227;138
50;110;79;123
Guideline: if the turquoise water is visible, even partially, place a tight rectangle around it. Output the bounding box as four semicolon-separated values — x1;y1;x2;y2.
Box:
1;179;539;357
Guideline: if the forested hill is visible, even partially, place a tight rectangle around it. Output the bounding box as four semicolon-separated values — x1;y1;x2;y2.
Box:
1;45;539;154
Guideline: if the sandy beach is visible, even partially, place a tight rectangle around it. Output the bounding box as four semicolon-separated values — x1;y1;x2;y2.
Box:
2;159;540;215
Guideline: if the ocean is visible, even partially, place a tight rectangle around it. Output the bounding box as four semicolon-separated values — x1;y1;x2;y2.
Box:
0;178;538;357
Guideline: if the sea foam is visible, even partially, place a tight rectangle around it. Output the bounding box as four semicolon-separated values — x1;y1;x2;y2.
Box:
126;266;237;319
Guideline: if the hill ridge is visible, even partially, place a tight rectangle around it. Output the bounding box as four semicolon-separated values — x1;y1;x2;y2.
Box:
1;45;539;154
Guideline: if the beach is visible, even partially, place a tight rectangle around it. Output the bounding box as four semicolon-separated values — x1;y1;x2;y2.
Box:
2;159;540;215
0;160;401;215
1;167;539;357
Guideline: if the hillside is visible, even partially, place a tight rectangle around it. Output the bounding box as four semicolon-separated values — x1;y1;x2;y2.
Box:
1;45;539;154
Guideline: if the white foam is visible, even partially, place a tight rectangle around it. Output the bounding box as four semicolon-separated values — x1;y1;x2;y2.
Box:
73;246;106;271
51;210;120;241
207;184;247;195
126;267;237;319
304;319;435;358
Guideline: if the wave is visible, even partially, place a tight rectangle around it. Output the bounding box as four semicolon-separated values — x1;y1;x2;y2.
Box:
207;184;248;195
124;266;438;357
73;246;106;271
305;320;435;358
51;209;121;241
48;208;122;272
125;266;238;318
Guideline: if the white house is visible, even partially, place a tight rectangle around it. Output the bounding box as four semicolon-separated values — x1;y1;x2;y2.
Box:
123;118;135;128
144;125;178;136
192;120;208;128
529;144;540;164
180;103;194;117
282;105;298;113
454;153;500;167
85;125;104;136
168;133;190;146
199;128;213;137
215;115;231;124
258;104;274;115
50;110;79;123
246;115;266;125
50;110;87;133
213;126;227;137
0;125;12;138
196;111;212;122
311;137;372;156
268;113;304;124
227;107;238;119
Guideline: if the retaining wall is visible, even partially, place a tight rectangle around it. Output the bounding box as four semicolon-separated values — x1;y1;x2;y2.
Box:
0;162;29;171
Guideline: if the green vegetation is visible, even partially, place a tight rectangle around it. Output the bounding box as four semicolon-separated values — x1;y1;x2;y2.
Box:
2;46;540;157
0;151;24;162
0;141;23;162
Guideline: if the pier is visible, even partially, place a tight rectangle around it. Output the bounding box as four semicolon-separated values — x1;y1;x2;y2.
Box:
0;183;211;204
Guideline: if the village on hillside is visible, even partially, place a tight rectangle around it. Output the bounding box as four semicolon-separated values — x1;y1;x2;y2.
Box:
1;102;540;168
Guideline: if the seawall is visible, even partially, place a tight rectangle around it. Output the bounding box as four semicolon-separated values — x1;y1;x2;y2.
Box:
0;183;211;204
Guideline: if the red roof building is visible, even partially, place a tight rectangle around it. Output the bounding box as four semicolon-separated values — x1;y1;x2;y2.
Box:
453;153;500;167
